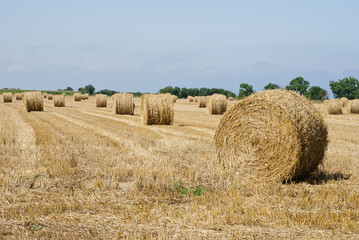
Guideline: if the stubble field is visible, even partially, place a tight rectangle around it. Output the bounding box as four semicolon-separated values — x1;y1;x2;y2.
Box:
0;95;359;239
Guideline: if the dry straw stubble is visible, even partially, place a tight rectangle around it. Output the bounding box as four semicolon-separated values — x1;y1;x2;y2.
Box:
207;94;228;115
215;89;328;183
113;93;134;115
96;94;107;107
141;94;174;125
3;93;12;103
54;94;65;107
23;92;44;112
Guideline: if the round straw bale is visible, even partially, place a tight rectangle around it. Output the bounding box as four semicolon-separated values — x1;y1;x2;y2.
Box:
194;96;199;103
24;92;43;112
187;96;194;102
340;97;351;115
62;92;66;96
15;93;23;100
81;93;89;100
349;99;359;114
197;96;207;108
113;93;134;115
215;89;328;183
207;94;228;115
228;97;234;101
47;94;53;100
43;92;48;98
54;94;65;107
3;93;13;103
324;99;342;115
141;94;174;125
73;93;82;101
96;94;107;107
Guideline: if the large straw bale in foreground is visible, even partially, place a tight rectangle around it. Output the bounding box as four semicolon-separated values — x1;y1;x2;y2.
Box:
96;94;107;107
73;93;82;101
207;94;228;114
215;89;328;183
113;93;134;115
350;99;359;114
15;93;23;100
197;96;207;108
141;94;174;125
54;94;65;107
3;93;12;103
324;99;342;115
24;92;43;112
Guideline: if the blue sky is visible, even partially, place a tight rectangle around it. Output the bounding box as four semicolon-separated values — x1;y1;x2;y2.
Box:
1;1;359;96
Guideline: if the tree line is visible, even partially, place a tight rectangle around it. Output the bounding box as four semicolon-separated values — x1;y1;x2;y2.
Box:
59;76;359;100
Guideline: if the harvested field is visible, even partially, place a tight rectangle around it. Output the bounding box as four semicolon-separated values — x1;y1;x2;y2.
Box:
0;96;359;239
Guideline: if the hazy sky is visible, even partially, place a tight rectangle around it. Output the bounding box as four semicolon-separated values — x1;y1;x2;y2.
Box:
1;1;359;96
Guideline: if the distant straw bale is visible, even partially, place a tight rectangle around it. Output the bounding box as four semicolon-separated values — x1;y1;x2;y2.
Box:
215;89;328;183
43;92;48;98
96;94;107;107
3;93;12;103
24;92;43;112
340;97;351;114
141;94;174;125
54;95;65;107
113;93;134;115
81;93;89;100
47;94;53;100
194;96;199;103
15;93;23;100
228;97;234;101
197;96;207;108
207;94;228;115
73;93;82;101
350;99;359;114
187;96;194;102
324;99;343;115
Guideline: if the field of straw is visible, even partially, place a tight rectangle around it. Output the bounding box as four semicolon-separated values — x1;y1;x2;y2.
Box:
0;95;359;239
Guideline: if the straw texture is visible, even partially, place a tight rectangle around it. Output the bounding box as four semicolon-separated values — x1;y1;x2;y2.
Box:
15;93;23;100
54;94;65;107
141;94;174;125
24;92;44;112
74;93;82;101
113;93;134;115
324;99;342;115
350;99;359;114
207;94;228;115
197;96;207;108
96;94;107;107
215;89;328;183
3;93;12;103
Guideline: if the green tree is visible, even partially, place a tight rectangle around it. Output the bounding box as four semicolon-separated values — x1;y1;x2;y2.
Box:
78;87;85;94
65;86;73;91
238;83;254;99
264;83;281;90
307;86;328;100
329;77;359;99
84;84;95;95
285;77;310;95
